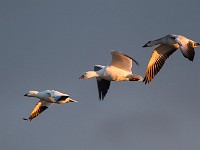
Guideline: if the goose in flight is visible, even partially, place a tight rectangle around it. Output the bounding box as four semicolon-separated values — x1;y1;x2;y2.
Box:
79;50;143;100
23;90;77;121
143;34;200;84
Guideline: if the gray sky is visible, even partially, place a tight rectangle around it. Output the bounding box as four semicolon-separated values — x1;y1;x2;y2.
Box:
1;0;200;150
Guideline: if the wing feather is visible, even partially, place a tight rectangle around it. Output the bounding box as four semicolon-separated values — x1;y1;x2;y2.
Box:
175;36;195;61
94;65;110;100
23;100;52;121
94;65;105;71
143;44;179;84
109;50;139;72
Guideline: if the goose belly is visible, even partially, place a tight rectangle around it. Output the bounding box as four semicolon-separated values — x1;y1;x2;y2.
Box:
37;95;56;103
102;67;130;81
44;97;56;103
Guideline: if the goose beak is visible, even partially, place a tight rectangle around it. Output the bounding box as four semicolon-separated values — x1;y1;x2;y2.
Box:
79;75;85;79
143;44;147;47
24;94;27;96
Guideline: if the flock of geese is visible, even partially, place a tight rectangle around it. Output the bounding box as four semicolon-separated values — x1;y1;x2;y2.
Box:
23;34;200;121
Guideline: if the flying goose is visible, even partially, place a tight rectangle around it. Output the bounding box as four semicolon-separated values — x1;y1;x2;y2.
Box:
23;90;77;121
143;34;200;84
79;50;143;100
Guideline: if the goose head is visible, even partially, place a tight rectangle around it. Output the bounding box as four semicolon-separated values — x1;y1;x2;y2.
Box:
24;91;39;97
143;41;156;47
79;71;99;79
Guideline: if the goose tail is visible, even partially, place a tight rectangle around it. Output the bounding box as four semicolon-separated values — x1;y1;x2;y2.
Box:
194;42;200;47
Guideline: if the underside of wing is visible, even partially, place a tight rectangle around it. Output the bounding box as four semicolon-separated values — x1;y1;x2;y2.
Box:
24;100;52;121
143;44;179;84
109;50;139;72
94;65;110;100
96;78;111;101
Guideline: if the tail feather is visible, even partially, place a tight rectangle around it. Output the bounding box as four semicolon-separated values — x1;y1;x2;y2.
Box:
69;99;77;103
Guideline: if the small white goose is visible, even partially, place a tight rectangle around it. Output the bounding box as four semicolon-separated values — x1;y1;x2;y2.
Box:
23;90;77;121
143;34;200;84
79;50;143;100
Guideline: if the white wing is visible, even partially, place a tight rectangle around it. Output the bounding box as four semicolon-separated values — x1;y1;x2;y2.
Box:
109;50;138;72
50;90;69;97
175;36;195;61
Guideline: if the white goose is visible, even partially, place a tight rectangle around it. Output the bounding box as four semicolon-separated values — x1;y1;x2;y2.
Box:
23;90;77;121
143;34;200;84
79;50;143;100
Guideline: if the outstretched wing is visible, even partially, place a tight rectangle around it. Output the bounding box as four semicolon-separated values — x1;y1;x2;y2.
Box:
109;50;139;72
94;65;111;101
23;100;53;121
143;44;179;84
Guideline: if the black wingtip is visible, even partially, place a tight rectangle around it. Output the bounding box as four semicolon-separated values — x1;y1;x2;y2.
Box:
98;94;105;101
188;56;194;61
143;77;150;84
100;97;105;101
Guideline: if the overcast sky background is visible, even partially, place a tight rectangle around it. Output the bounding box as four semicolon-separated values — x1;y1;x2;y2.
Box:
1;0;200;150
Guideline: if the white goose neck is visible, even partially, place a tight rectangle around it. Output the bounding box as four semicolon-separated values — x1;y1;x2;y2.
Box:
87;71;99;78
28;91;39;97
